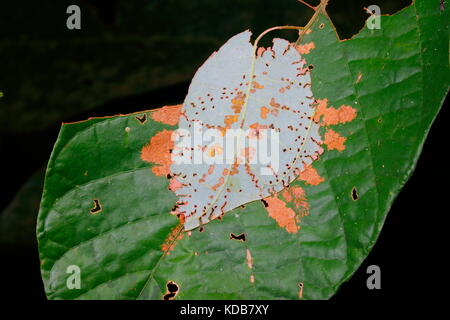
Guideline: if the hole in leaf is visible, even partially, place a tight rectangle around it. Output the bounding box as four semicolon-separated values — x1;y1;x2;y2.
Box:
230;233;246;242
163;281;179;300
135;114;147;124
351;187;359;201
90;199;102;214
261;199;269;207
163;292;176;300
167;281;179;293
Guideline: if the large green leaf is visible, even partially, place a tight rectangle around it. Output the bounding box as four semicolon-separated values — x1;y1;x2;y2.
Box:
37;0;449;299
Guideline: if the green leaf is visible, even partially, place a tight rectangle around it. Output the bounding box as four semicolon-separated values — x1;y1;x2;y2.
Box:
37;0;449;299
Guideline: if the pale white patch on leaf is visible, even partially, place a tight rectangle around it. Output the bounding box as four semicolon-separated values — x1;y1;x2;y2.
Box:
171;30;323;230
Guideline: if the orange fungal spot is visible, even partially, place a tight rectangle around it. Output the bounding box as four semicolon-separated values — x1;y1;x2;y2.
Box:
141;130;174;176
264;195;299;233
151;105;182;126
299;165;325;186
260;106;270;119
169;178;183;192
314;98;357;126
211;177;225;191
324;129;347;152
296;42;315;55
224;114;239;127
252;81;264;89
257;47;266;57
161;224;184;254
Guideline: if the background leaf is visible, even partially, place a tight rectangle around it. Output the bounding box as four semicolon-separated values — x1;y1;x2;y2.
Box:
0;168;45;245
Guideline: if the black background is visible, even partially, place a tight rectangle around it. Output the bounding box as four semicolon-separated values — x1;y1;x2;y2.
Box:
0;0;447;304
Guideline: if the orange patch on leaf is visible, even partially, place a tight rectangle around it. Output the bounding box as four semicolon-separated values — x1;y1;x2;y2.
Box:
324;129;347;152
161;224;184;254
257;47;266;57
260;106;270;119
211;177;225;191
248;123;268;140
281;189;292;202
285;185;309;213
224;114;239;127
252;81;264;89
231;93;246;114
141;129;174;176
264;195;299;233
269;97;280;108
151;105;182;126
169;178;183;191
314;98;357;126
299;165;325;186
296;42;315;55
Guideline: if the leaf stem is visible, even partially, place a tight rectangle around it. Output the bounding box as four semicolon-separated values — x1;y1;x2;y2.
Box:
295;0;329;46
297;0;317;11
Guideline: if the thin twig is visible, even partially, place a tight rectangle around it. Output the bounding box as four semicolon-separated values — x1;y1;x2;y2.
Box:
297;0;316;11
295;0;330;46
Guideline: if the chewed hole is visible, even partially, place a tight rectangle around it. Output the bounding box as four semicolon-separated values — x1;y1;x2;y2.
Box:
319;23;324;29
90;199;102;214
167;281;179;293
261;199;269;207
230;233;246;242
163;292;175;300
135;114;147;124
351;187;359;201
163;281;179;300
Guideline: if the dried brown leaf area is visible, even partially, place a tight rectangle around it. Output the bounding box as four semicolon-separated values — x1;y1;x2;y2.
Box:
142;29;356;234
